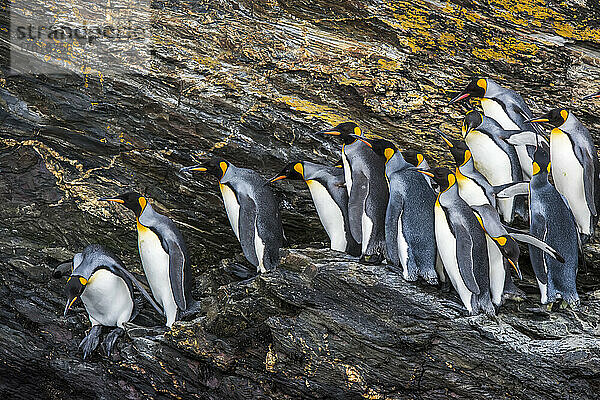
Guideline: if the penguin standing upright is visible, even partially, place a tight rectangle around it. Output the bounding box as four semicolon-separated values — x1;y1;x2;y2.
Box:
527;109;600;243
461;111;524;222
181;158;285;273
450;77;546;180
99;193;194;327
419;168;494;315
319;122;388;263
269;161;361;256
498;147;579;305
352;136;438;284
60;244;163;358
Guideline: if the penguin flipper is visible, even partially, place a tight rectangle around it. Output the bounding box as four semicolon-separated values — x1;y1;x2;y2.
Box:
384;195;402;268
529;213;549;284
166;238;190;311
574;145;598;217
501;130;537;147
494;182;529;199
238;194;260;267
454;224;481;295
503;226;565;263
109;263;165;317
348;170;368;243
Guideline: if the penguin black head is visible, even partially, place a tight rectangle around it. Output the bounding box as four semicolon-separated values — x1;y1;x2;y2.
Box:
180;158;230;181
63;275;88;316
99;192;147;217
450;78;487;104
269;162;305;183
402;149;425;167
438;131;471;167
532;146;551;177
494;236;522;279
419;167;456;192
527;108;568;128
463;110;483;135
318;122;362;144
351;136;398;163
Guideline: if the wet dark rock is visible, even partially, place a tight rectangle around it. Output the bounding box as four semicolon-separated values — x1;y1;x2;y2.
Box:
1;0;600;398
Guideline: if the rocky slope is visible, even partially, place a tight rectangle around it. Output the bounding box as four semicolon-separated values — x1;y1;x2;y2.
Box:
1;0;600;399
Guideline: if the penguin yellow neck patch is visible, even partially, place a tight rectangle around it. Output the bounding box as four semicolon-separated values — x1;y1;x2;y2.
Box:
477;78;487;92
294;162;304;177
139;196;147;211
560;109;568;122
461;150;471;166
219;161;228;177
495;236;507;246
532;162;541;175
384;148;394;162
79;277;88;285
447;174;456;188
416;153;424;165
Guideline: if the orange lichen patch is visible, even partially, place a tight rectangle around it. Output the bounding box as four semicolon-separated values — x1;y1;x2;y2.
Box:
472;37;538;63
377;58;401;71
277;95;348;126
489;0;562;27
555;22;600;43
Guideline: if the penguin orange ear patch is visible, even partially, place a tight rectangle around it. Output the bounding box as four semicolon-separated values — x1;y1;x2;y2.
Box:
416;153;424;165
219;161;228;176
560;110;568;121
532;162;541;175
477;78;487;91
447;173;456;188
496;236;507;246
138;196;147;210
79;277;88;285
353;126;362;136
293;163;304;177
384;148;394;161
547;162;551;173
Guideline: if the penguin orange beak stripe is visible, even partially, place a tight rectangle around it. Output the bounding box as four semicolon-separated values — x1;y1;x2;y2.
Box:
417;170;435;177
64;296;78;316
507;258;522;280
354;137;373;148
449;92;470;104
582;91;600;100
188;167;208;172
269;175;287;183
317;128;341;136
526;117;549;124
98;197;124;204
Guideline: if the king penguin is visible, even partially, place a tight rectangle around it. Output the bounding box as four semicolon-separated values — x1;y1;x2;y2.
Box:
450;77;546;180
60;244;163;358
318;122;388;264
351;135;438;284
99;193;194;327
269;161;361;256
403;149;434;188
527;108;600;243
181;158;285;273
497;147;579;305
419;167;494;315
462;110;525;222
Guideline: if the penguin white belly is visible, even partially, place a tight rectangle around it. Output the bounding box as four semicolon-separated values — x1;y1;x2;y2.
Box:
434;204;473;312
537;279;548;304
466;132;514;221
138;226;178;327
397;211;410;279
551;131;591;235
515;145;533;180
306;180;347;252
480;98;520;130
220;183;241;239
361;210;373;254
485;235;505;307
82;269;133;328
342;148;352;197
457;176;489;206
254;223;266;273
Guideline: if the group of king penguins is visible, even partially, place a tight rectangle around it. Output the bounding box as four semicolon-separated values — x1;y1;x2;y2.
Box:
53;77;600;359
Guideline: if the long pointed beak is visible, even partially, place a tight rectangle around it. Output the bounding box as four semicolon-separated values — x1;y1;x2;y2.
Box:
449;92;470;104
316;128;341;136
64;296;78;316
507;258;522;280
349;134;372;148
525;117;549;124
180;165;207;172
53;261;73;279
417;169;434;177
436;130;454;147
98;197;124;204
582;91;600;100
269;175;287;183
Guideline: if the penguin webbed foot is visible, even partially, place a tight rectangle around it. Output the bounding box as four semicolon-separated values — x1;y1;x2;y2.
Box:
178;301;202;320
359;253;384;265
102;327;124;357
79;325;102;360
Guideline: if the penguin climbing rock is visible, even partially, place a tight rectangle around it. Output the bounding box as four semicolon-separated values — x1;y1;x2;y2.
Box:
60;244;163;359
461;110;524;222
352;135;438;284
270;161;361;256
450;77;546;180
527;109;600;242
419;167;494;315
99;193;194;327
497;147;579;305
318;122;388;264
181;158;285;273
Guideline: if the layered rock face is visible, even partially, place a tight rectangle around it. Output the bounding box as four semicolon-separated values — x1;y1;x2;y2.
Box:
1;0;600;399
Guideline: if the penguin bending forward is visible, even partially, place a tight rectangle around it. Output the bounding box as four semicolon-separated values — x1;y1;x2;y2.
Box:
60;244;163;358
352;135;438;285
318;122;388;264
270;161;361;256
99;193;194;327
419;168;495;315
181;158;285;273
